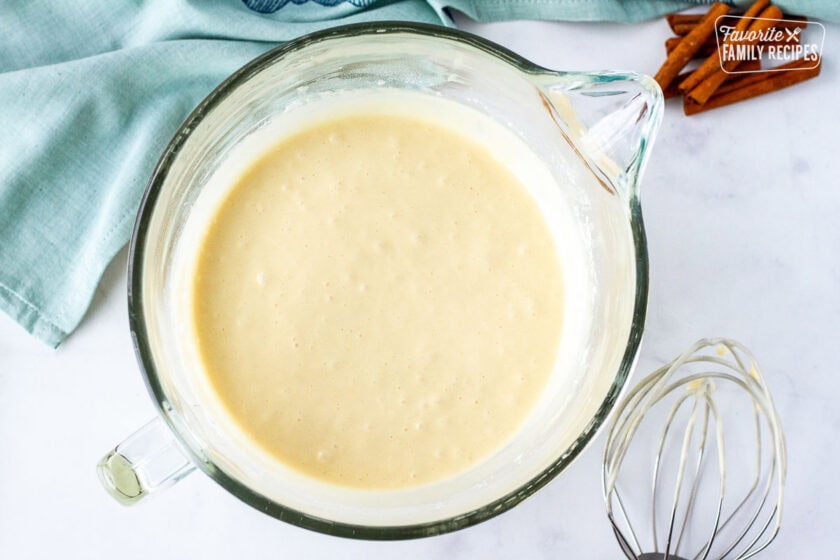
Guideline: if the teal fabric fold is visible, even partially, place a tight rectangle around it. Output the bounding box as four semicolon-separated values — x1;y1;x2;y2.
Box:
431;0;840;23
0;1;444;347
0;0;836;347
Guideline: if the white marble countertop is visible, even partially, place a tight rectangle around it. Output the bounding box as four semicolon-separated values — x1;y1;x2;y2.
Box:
1;16;837;559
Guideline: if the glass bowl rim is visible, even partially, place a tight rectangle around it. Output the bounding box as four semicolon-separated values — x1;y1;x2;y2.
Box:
127;20;650;540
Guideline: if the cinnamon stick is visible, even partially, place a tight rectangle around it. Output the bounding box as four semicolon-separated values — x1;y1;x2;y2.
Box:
663;71;691;99
678;1;774;93
670;13;807;36
713;56;816;96
663;59;762;99
686;5;784;105
672;22;702;36
734;0;772;25
666;13;703;33
684;57;820;115
665;35;796;57
654;2;730;91
679;4;782;96
666;36;719;58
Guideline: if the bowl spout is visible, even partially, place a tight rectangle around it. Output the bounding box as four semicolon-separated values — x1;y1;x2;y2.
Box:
535;71;663;203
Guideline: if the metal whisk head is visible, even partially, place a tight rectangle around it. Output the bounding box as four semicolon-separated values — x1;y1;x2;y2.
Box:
603;339;786;560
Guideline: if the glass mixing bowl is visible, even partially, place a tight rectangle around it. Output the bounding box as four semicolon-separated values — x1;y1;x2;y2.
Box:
97;22;662;539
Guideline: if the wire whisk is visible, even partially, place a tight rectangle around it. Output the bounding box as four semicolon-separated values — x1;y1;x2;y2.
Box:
603;339;786;560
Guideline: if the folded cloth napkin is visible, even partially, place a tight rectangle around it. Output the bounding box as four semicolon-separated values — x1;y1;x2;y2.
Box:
440;0;840;22
1;0;837;347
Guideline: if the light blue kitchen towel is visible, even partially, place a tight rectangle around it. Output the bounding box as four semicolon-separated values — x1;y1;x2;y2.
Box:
1;0;837;348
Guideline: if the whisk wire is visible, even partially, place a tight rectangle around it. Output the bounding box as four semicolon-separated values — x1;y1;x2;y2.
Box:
663;393;702;555
603;339;786;560
676;390;711;559
693;393;725;560
736;504;779;560
711;404;767;559
609;510;640;559
651;391;694;552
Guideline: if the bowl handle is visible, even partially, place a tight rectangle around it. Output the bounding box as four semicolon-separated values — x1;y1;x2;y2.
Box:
97;417;195;505
535;71;663;204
